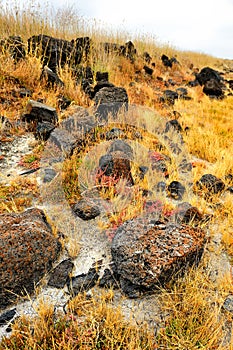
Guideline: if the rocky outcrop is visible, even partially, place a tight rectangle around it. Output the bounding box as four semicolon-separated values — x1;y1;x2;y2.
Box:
28;34;91;72
111;216;205;297
0;208;61;309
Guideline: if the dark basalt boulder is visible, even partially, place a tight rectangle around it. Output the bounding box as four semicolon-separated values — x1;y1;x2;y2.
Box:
196;174;225;196
72;199;101;221
143;65;154;76
203;79;225;98
142;51;152;64
22;99;58;126
165;119;183;133
0;208;61;309
35;121;56;141
108;139;133;159
167;181;186;200
94;86;128;121
196;67;223;86
48;259;74;288
111;216;205;297
161;90;179;105
97;150;134;186
161;54;179;68
102;40;136;61
40;66;64;87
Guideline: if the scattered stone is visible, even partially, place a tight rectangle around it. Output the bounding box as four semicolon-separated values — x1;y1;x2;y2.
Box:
196;174;225;196
49;128;77;156
72;199;101;221
0;35;26;61
142;51;152;64
98;150;134;186
161;54;172;68
143;65;154;76
167;181;185;200
161;90;178;105
99;267;119;289
203;79;224;98
96;71;109;82
0;208;61;309
93;81;115;96
48;259;74;288
35;121;56;141
50;113;96;156
175;202;203;224
121;41;137;61
94;86;128;121
196;67;223;86
111;216;206;297
0;308;17;326
67;267;99;296
28;34;91;71
22;100;58;131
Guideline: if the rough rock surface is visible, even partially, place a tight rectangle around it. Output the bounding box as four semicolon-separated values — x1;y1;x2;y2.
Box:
0;208;61;309
48;259;74;288
196;173;225;196
94;86;128;120
111;216;206;297
21;99;58;132
72;199;101;221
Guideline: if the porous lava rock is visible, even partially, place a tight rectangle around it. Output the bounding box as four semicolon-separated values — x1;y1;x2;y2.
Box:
111;216;205;297
0;208;61;309
72;199;101;221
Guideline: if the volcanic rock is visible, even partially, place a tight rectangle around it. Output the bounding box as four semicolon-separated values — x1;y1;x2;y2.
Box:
72;199;101;221
111;216;206;297
48;259;74;288
167;181;186;200
94;86;128;121
22;100;58;132
67;267;99;296
0;208;61;309
196;174;225;196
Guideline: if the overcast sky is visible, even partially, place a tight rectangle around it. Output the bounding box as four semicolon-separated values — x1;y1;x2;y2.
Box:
9;0;233;59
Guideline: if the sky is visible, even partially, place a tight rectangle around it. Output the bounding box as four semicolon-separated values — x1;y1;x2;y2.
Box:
5;0;233;59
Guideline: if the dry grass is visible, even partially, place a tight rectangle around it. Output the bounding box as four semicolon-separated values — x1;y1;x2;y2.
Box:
0;290;156;350
0;1;233;349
